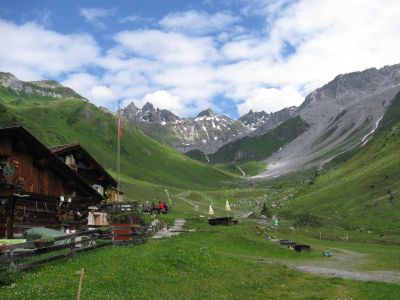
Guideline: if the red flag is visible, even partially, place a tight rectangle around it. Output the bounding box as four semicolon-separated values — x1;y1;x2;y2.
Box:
118;109;123;139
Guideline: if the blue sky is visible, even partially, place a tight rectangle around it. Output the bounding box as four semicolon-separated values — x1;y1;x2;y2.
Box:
1;0;400;118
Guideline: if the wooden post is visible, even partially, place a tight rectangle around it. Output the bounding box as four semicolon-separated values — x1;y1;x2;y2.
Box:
77;268;84;300
5;196;16;239
9;248;16;271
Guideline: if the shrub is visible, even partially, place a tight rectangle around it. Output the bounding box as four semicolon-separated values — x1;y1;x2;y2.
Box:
0;104;7;113
294;212;322;227
0;271;20;287
109;211;142;224
260;203;272;218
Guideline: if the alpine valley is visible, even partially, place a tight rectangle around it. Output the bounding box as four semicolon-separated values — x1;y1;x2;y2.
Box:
1;64;400;299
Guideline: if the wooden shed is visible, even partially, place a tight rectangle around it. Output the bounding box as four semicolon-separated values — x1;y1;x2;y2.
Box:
0;127;104;238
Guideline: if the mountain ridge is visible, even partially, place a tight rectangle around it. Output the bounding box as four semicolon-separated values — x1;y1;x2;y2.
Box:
0;72;85;100
123;102;251;153
255;64;400;179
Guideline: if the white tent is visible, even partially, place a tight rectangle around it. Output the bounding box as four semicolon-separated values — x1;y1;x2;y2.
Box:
208;204;214;215
225;200;231;212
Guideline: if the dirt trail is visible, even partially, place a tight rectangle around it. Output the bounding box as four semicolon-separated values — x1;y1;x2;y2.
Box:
247;248;400;284
289;249;400;284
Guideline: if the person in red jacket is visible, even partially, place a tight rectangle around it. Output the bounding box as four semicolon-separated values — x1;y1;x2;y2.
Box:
159;201;165;212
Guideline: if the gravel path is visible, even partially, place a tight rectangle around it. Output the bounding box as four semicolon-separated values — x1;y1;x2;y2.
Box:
294;265;400;283
253;248;400;284
289;248;400;283
151;219;186;239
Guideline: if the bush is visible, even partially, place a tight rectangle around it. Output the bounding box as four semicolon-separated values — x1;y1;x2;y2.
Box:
109;211;142;224
0;271;20;287
0;103;7;113
294;213;322;227
260;203;272;218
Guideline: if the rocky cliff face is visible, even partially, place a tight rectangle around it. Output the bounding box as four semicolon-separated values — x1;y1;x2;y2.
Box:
0;72;84;99
239;107;297;135
256;63;400;178
123;103;250;153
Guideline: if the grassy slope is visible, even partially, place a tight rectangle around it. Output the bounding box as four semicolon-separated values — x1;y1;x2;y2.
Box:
185;149;209;163
0;87;233;196
283;92;400;237
2;220;399;300
208;116;309;163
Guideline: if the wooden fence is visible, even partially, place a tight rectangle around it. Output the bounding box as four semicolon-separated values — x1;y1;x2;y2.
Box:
0;226;149;273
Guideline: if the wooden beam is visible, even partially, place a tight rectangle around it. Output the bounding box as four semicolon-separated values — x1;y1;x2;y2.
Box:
34;158;48;167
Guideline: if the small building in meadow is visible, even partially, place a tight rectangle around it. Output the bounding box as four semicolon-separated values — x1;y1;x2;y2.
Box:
0;127;104;238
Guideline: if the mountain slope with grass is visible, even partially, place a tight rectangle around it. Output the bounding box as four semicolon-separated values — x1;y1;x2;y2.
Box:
201;116;309;164
283;91;400;237
0;85;234;194
259;64;400;179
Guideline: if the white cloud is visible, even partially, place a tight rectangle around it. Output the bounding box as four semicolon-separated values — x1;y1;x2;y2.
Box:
3;1;400;118
0;19;99;80
141;90;187;116
62;73;115;106
237;87;304;115
89;86;115;104
101;1;400;117
119;14;152;24
79;7;116;29
114;30;218;65
62;73;99;95
159;10;240;35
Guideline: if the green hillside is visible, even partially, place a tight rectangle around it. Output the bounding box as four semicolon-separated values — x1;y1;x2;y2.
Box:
283;92;400;237
0;87;233;194
185;149;209;163
205;116;309;163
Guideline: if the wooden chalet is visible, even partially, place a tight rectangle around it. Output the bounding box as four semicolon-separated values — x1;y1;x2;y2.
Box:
0;127;104;238
49;143;121;203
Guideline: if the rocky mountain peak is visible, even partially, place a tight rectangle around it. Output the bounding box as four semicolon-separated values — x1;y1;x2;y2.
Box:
123;102;140;119
0;71;84;99
29;80;63;88
125;102;138;110
123;101;250;153
239;107;297;134
196;108;215;118
122;101;179;124
142;102;155;112
300;64;400;110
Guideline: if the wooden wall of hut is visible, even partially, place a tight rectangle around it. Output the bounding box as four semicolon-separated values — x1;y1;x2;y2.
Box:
0;137;98;238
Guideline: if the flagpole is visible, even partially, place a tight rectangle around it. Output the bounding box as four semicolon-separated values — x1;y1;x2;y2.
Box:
117;100;121;202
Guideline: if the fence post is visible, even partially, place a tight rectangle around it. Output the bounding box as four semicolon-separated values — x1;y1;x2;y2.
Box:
70;232;76;257
9;249;16;272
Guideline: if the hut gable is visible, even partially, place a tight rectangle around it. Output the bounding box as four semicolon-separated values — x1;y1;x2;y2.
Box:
50;143;117;198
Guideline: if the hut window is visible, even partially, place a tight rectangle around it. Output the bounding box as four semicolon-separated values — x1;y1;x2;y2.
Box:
65;155;77;170
92;184;104;196
0;158;15;183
